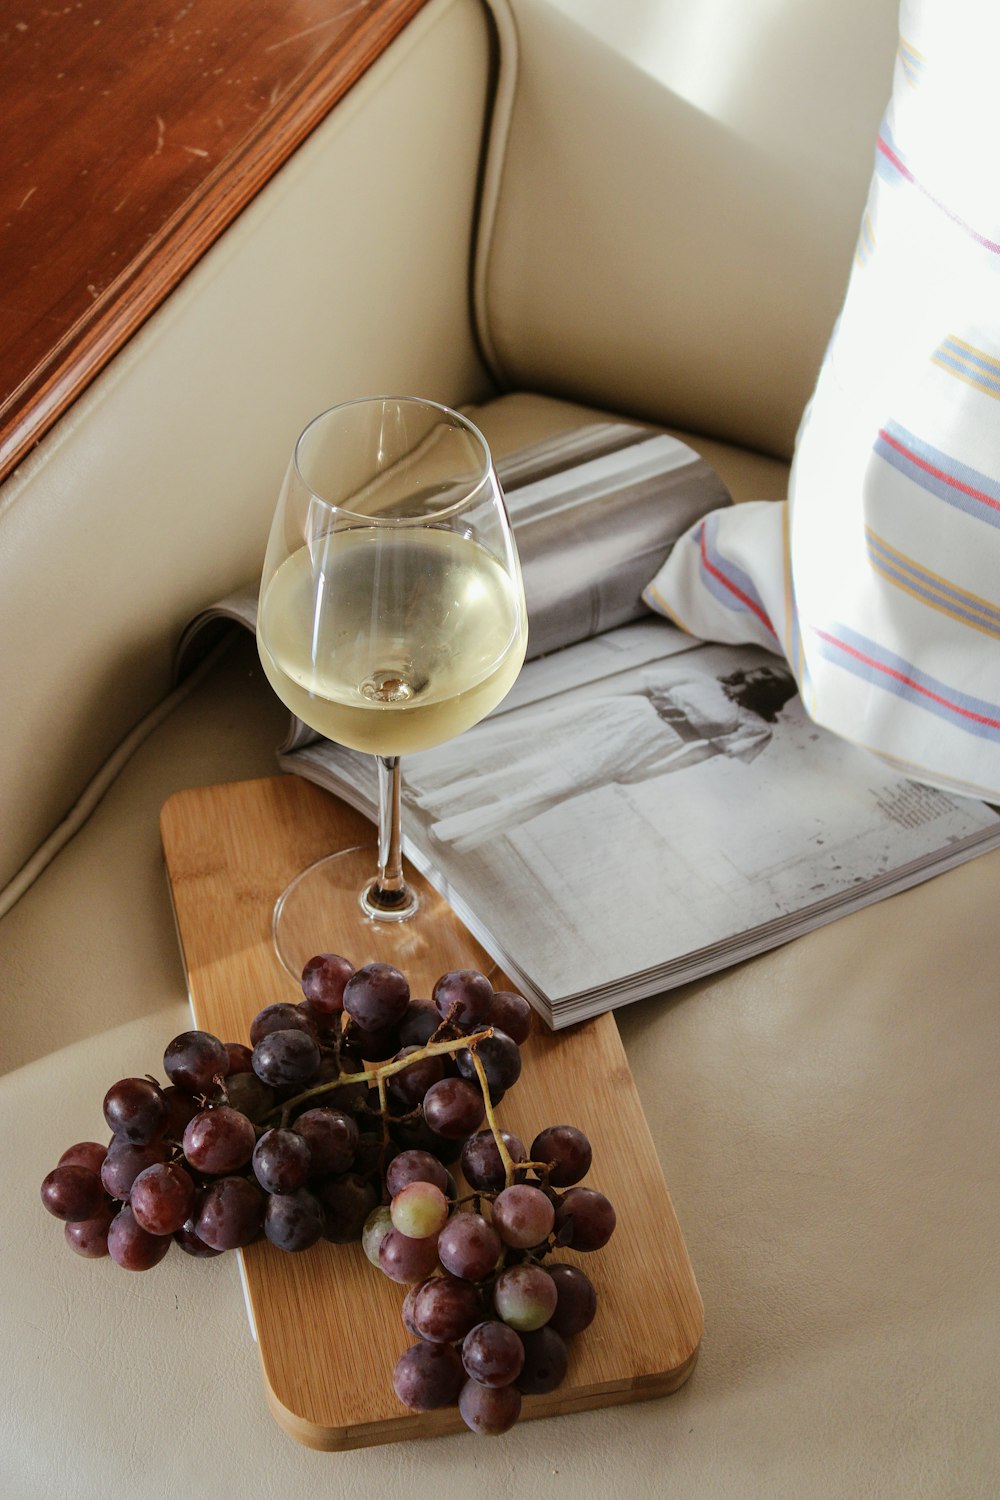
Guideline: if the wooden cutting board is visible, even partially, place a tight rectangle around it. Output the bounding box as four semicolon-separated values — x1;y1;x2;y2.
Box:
160;775;703;1449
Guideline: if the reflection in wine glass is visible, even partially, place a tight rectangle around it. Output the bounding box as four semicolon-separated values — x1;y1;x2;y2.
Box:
256;396;527;976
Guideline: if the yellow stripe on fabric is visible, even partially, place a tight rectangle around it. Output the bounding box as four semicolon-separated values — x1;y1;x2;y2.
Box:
947;336;1000;376
929;357;1000;403
866;525;1000;640
642;579;695;636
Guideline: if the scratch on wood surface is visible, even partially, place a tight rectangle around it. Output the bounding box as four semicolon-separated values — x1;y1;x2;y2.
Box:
263;8;366;54
17;187;36;211
154;115;166;154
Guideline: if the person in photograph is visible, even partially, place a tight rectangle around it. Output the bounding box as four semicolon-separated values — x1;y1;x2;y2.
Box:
403;661;799;852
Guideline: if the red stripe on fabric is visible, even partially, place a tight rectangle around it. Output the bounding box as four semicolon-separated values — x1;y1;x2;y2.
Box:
876;135;1000;254
815;627;1000;730
879;428;1000;513
876;134;914;182
699;526;777;637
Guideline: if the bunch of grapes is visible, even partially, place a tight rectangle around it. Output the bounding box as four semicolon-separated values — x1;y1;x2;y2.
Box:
39;957;615;1437
369;1118;613;1435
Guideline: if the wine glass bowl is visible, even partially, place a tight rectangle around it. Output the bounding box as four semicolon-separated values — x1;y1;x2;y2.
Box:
256;396;527;970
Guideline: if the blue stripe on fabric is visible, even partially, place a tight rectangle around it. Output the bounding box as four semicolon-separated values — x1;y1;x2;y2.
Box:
866;538;1000;636
874;421;1000;529
813;621;1000;743
696;515;778;639
933;347;1000;397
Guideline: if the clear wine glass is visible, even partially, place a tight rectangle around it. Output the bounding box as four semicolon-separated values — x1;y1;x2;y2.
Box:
256;396;527;979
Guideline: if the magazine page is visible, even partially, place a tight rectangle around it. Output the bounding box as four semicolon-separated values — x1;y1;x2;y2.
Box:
173;419;731;720
289;618;1000;1022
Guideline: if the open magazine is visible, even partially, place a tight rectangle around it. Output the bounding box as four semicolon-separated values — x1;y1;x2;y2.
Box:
179;420;1000;1029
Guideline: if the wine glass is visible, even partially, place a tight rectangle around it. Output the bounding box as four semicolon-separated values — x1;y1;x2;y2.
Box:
256;396;528;979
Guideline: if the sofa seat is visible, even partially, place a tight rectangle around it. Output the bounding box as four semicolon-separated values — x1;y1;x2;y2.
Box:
4;392;998;1498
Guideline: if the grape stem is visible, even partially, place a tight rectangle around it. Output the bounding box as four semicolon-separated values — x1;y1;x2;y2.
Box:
466;1049;518;1189
269;1027;495;1124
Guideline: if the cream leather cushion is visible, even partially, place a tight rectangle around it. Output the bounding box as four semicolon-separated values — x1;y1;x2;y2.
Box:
4;394;998;1498
476;0;900;458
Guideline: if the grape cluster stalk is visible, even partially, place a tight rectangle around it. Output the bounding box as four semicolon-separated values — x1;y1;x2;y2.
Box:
40;955;616;1437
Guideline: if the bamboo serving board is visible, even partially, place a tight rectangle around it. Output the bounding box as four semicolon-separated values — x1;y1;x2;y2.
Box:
160;775;703;1449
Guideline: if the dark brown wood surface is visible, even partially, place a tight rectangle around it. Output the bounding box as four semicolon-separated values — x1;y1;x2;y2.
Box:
0;0;431;483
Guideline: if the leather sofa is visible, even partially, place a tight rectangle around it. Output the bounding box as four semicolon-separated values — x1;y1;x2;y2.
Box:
4;2;997;1496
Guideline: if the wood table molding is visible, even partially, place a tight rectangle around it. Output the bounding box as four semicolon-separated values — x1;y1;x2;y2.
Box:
0;0;432;484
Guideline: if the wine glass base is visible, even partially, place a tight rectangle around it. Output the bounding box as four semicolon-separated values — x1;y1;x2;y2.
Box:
272;843;431;982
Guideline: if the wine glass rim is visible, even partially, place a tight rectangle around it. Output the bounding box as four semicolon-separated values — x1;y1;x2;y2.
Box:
292;395;496;524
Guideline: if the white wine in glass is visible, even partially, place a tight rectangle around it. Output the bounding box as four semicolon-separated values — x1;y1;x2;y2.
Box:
256;396;528;978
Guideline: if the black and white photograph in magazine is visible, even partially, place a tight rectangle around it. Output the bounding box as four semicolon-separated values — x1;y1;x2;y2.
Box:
292;614;1000;1023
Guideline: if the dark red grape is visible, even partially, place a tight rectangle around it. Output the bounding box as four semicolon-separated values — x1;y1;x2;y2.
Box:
343;963;410;1032
456;1029;521;1098
378;1227;441;1284
422;1078;485;1140
300;953;354;1013
100;1139;170;1200
293;1108;358;1176
387;1046;444;1110
392;1341;465;1411
412;1274;483;1343
223;1071;277;1123
530;1124;592;1187
458;1378;521;1434
249;1003;316;1046
348;1022;401;1062
516;1327;569;1395
102;1077;167;1144
547;1263;597;1336
107;1205;171;1270
40;1165;104;1222
223;1042;254;1076
437;1211;500;1281
183;1105;256;1174
252;1128;311;1194
553;1187;616;1250
462;1320;525;1387
160;1085;201;1141
460;1130;526;1193
401;1280;430;1337
432;969;493;1026
252;1029;321;1088
194;1177;264;1250
130;1162;197;1235
494;1263;558;1332
173;1220;222;1258
485;991;533;1045
163;1031;229;1095
64;1204;115;1258
385;1150;451;1198
264;1188;325;1252
315;1172;378;1243
57;1142;107;1175
491;1184;555;1249
388;1111;462;1164
398;999;441;1048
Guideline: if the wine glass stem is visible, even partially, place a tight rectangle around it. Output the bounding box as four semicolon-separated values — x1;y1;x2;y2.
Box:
368;755;413;914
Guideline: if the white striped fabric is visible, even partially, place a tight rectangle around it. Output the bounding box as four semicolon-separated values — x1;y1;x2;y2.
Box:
644;0;1000;801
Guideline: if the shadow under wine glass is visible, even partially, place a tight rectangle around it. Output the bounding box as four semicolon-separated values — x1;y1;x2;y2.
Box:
256;396;527;981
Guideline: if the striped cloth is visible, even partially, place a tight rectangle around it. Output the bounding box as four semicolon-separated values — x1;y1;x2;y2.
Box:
644;0;1000;801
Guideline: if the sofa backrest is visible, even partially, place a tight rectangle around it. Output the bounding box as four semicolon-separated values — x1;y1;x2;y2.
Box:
0;0;493;895
475;0;901;460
